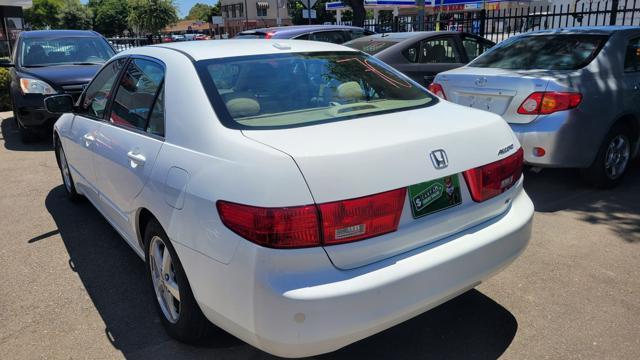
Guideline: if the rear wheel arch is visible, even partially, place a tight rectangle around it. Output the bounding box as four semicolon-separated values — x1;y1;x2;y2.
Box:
137;208;160;252
613;114;640;145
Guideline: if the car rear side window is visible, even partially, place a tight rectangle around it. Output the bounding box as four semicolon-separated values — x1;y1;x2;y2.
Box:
624;37;640;72
462;36;493;61
109;58;165;132
470;34;607;70
420;38;459;63
197;51;436;129
79;58;126;120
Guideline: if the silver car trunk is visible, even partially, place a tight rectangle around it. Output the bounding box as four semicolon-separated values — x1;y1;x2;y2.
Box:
437;67;556;124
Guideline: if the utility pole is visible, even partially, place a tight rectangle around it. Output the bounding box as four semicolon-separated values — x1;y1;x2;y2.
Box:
416;0;425;31
307;0;312;25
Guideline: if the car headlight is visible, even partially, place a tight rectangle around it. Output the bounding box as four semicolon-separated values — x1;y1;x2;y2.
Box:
19;78;57;95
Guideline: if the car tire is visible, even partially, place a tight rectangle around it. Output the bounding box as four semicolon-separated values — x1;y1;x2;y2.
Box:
144;219;214;344
56;142;82;202
581;123;633;189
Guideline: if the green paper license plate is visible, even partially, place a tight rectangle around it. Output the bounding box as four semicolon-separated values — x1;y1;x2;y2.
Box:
408;175;462;219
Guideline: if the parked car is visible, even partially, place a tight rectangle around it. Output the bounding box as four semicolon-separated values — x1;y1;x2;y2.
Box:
171;34;186;42
430;26;640;188
234;25;374;44
344;31;495;86
48;39;533;358
0;30;115;142
194;34;209;40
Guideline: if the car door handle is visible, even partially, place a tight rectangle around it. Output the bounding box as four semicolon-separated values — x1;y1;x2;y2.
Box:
127;151;146;167
82;133;95;146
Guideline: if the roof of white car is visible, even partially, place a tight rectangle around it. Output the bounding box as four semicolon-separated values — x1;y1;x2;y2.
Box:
143;39;358;61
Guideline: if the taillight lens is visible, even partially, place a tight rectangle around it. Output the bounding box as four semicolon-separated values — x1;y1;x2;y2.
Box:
264;32;275;39
427;82;447;99
216;201;320;248
463;148;524;202
319;188;406;246
517;92;582;115
217;189;406;249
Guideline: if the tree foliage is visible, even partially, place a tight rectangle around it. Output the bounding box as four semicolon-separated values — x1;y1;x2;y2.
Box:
93;0;130;36
127;0;179;34
186;3;217;22
341;0;365;27
24;0;63;30
59;0;93;30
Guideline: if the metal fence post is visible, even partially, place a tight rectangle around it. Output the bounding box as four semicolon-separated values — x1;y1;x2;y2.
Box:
479;9;486;37
610;0;619;25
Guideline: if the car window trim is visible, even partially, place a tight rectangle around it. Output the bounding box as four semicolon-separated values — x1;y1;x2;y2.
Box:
103;55;166;140
76;57;129;122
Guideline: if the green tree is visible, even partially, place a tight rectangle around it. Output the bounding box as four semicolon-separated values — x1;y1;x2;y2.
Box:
128;0;179;34
341;0;365;27
93;0;130;36
24;0;63;30
186;3;214;22
59;0;93;30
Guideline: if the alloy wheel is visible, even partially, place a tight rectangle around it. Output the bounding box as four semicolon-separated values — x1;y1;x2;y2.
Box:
59;147;73;193
149;236;181;323
604;135;630;180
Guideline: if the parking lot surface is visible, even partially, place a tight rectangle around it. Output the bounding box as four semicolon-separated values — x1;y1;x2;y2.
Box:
1;111;639;359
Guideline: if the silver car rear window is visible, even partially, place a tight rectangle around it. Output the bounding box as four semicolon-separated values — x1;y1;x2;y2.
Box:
196;52;436;129
469;34;608;70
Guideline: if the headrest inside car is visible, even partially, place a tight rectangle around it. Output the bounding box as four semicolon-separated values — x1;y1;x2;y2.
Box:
226;98;261;118
336;82;364;101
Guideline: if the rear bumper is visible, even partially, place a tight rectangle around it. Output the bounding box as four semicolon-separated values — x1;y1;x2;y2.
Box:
176;188;533;358
510;110;598;168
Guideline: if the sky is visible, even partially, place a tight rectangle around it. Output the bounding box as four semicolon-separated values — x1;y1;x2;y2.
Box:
79;1;220;19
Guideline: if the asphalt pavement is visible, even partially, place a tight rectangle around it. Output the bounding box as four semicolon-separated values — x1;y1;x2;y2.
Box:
0;111;638;359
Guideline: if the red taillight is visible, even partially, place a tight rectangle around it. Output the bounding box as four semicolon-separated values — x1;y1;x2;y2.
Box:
264;32;276;39
217;189;406;249
463;148;524;202
216;201;321;248
427;82;447;99
517;92;582;115
319;188;406;246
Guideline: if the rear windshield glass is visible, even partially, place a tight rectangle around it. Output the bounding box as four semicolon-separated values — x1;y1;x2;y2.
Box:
197;52;435;129
469;34;607;70
20;36;115;67
344;39;399;54
234;33;267;39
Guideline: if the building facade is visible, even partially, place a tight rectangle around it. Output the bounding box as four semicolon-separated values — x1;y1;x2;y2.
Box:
220;0;292;37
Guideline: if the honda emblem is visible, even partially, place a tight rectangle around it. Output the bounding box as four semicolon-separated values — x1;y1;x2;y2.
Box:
430;150;449;170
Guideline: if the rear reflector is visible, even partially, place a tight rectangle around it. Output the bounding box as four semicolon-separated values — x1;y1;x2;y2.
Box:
517;92;582;115
427;82;447;99
216;201;320;248
319;188;406;246
463;148;524;202
217;189;406;249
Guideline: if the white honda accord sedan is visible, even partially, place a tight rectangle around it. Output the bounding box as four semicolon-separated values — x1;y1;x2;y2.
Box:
47;40;533;358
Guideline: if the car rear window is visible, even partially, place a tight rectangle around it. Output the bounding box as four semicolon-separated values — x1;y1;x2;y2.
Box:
197;51;435;129
469;34;608;70
344;39;399;55
234;32;267;39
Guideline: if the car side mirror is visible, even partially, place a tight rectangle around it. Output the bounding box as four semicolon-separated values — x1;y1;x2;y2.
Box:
44;94;75;114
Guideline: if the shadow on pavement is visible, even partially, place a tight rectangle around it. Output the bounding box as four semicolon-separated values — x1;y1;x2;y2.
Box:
523;162;640;242
1;117;53;152
44;184;518;360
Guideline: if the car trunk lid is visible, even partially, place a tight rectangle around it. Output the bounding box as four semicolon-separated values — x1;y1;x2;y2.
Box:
437;67;553;124
242;101;522;269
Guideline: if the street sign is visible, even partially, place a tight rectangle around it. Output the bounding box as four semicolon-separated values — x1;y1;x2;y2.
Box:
303;0;318;8
211;16;224;25
302;9;317;19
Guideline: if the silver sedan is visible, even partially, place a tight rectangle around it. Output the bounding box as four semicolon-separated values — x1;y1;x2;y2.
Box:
431;26;640;188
